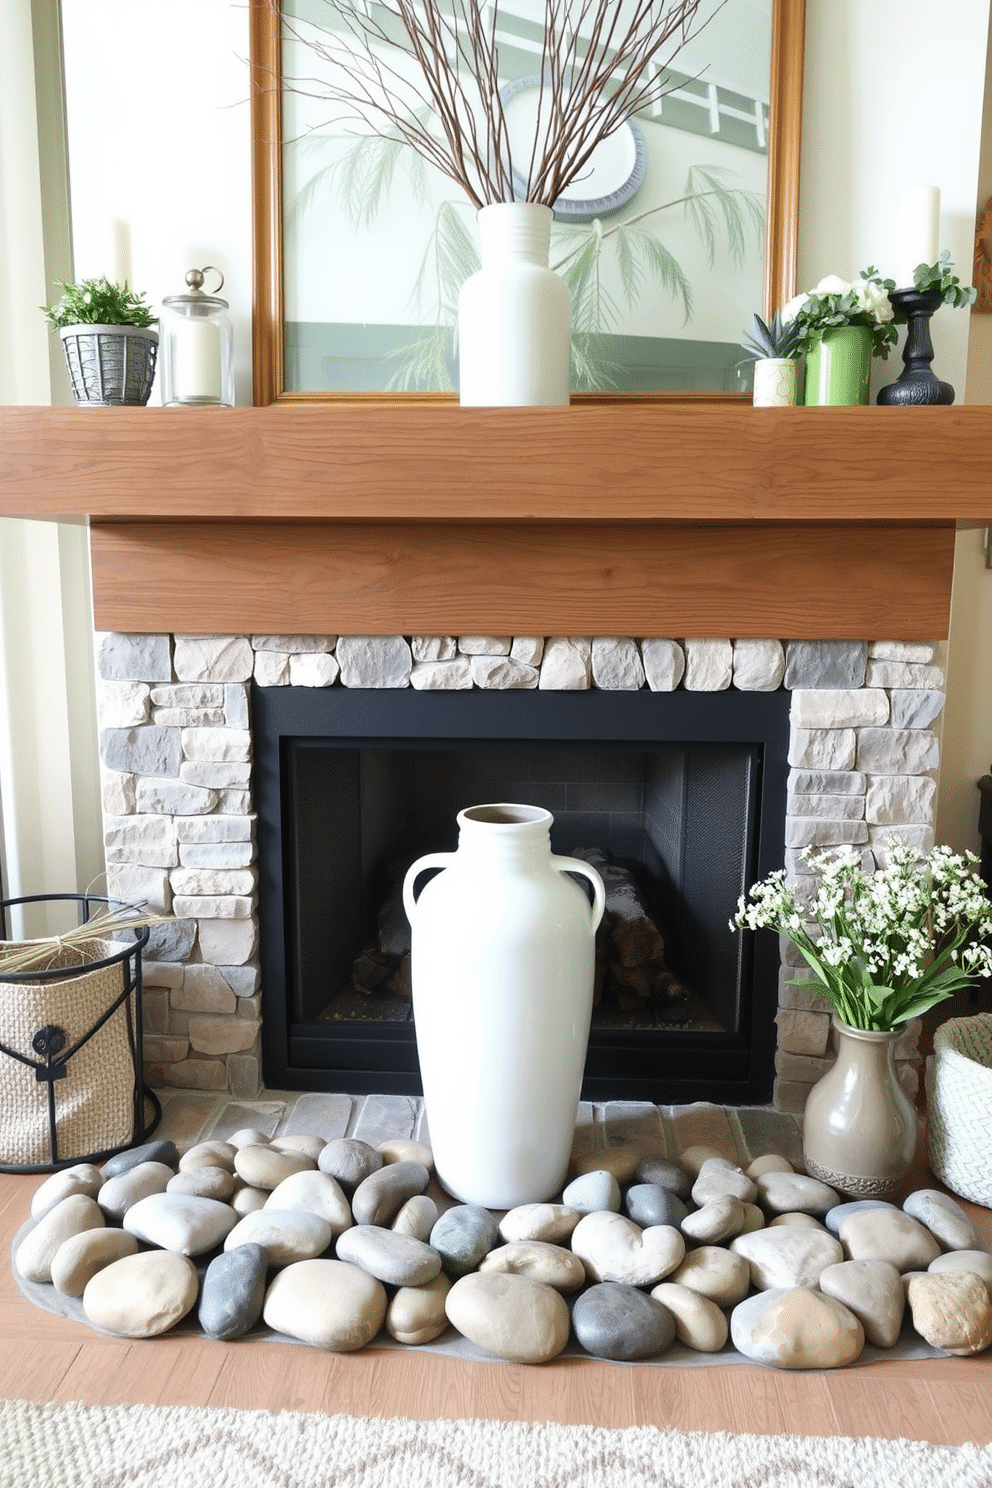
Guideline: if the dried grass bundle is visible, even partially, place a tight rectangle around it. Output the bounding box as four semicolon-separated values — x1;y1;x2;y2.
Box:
0;905;161;977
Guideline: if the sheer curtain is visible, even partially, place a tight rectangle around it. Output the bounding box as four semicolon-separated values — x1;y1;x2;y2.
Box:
0;0;103;938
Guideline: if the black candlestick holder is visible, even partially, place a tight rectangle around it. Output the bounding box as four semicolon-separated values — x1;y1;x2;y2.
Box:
876;288;954;405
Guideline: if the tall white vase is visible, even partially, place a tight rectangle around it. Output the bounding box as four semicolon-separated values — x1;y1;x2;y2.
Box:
403;804;605;1208
457;202;571;406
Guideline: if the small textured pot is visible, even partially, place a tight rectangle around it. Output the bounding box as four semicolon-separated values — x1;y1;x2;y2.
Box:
752;357;798;406
59;323;158;406
803;1016;917;1198
803;324;872;406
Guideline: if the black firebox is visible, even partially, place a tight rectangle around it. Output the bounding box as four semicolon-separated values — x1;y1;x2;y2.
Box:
253;685;789;1104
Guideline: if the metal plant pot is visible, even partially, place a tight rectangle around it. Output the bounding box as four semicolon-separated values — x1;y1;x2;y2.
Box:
59;323;158;406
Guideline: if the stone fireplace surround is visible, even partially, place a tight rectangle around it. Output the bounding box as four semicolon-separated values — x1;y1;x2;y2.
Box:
95;629;942;1114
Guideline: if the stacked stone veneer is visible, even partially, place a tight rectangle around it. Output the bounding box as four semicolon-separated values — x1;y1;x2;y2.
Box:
95;632;944;1110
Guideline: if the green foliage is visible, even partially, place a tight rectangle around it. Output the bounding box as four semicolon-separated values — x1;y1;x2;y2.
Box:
41;276;155;330
738;310;802;361
787;267;899;360
911;250;977;310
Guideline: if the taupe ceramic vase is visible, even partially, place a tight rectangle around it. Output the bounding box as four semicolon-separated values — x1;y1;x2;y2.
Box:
802;1016;917;1198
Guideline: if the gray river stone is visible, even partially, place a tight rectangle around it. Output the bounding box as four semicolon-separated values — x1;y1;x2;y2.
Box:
335;1225;442;1287
199;1242;268;1340
352;1160;430;1227
572;1281;676;1361
30;1165;104;1221
625;1184;687;1231
430;1204;500;1277
223;1207;333;1266
635;1157;692;1203
262;1258;387;1351
731;1287;865;1370
98;1162;175;1222
818;1259;905;1348
445;1272;570;1364
823;1199;897;1236
16;1195;106;1284
392;1194;439;1242
730;1226;843;1290
562;1170;622;1215
102;1140;179;1179
903;1189;981;1252
123;1192;238;1256
317;1138;383;1195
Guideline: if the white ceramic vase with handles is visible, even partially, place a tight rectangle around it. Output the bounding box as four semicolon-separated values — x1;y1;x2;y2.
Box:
403;803;605;1208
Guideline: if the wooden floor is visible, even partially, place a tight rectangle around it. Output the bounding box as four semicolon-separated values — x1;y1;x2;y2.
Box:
3;1138;991;1446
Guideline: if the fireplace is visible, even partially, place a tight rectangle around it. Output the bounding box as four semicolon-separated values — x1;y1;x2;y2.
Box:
252;684;790;1104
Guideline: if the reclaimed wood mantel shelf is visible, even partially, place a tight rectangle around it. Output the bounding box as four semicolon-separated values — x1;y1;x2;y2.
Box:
1;403;990;638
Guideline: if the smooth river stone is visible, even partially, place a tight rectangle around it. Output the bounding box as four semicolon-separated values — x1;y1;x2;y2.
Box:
746;1154;795;1179
51;1228;140;1297
769;1213;828;1231
903;1189;981;1252
223;1207;333;1265
678;1145;728;1177
31;1164;103;1220
101;1139;179;1178
928;1251;992;1300
178;1140;237;1173
317;1138;383;1194
83;1250;199;1338
123;1192;238;1256
378;1138;434;1171
263;1171;352;1237
199;1242;268;1340
907;1272;992;1355
635;1157;693;1202
352;1160;430;1226
392;1195;439;1242
680;1196;746;1245
756;1171;839;1216
571;1212;684;1287
386;1273;452;1345
691;1159;758;1207
730;1226;843;1290
16;1195;105;1284
838;1210;941;1272
571;1281;676;1361
263;1258;387;1351
569;1148;646;1184
562;1170;622;1215
650;1282;729;1352
227;1128;272;1150
479;1241;586;1293
670;1246;751;1307
271;1134;326;1163
625;1184;687;1231
445;1272;570;1364
98;1162;175;1221
818;1259;906;1348
232;1186;268;1217
233;1145;315;1191
739;1203;766;1234
167;1166;236;1202
731;1287;865;1370
498;1203;580;1246
823;1199;897;1236
335;1225;441;1287
431;1204;500;1276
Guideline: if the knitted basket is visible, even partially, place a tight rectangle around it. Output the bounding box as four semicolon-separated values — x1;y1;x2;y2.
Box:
926;1012;992;1207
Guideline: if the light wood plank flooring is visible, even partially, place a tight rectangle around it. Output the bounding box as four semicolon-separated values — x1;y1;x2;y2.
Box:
3;1100;991;1445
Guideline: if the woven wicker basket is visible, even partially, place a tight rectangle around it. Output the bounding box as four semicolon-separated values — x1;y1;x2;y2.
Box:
926;1012;992;1207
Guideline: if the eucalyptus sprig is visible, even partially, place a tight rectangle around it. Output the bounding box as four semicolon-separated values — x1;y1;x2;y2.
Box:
41;276;155;331
910;250;977;309
732;841;992;1033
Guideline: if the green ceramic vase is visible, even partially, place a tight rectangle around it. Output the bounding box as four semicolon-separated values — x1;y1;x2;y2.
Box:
803;324;872;406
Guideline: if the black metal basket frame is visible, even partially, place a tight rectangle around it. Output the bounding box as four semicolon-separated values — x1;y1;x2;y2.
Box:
0;893;161;1172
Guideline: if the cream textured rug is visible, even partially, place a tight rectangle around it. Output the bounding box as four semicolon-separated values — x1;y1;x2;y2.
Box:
2;1398;991;1488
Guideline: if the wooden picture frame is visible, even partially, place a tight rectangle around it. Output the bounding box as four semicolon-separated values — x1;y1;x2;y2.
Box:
250;0;805;406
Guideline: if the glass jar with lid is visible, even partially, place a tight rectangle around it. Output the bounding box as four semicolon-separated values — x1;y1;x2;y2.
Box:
159;266;234;405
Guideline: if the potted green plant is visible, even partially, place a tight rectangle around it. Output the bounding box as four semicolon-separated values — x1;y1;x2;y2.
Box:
738;311;803;406
733;841;992;1196
42;277;158;406
780;267;898;406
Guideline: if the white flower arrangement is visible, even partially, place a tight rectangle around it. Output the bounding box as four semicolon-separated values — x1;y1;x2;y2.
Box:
780;267;899;360
732;841;992;1032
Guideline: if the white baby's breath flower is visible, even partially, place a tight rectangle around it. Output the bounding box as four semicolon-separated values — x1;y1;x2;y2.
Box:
780;292;809;323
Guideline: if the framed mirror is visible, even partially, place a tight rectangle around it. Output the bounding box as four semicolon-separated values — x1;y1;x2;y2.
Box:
251;0;804;404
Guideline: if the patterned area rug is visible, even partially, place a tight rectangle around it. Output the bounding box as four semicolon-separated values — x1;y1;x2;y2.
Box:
2;1398;992;1488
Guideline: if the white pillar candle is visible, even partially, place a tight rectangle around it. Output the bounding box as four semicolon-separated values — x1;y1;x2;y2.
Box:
895;185;940;289
172;315;222;401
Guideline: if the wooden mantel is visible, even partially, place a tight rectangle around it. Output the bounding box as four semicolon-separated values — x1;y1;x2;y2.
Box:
1;402;990;639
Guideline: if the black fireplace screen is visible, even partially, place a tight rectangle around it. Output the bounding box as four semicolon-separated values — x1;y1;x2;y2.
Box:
253;686;789;1104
